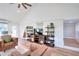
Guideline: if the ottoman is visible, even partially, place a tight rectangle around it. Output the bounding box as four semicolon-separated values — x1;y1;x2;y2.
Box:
11;46;31;56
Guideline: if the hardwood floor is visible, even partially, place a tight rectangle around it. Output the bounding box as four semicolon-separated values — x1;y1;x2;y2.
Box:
43;47;79;56
22;41;79;56
64;38;79;48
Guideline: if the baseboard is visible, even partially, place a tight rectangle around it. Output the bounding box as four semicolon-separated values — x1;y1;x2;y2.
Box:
64;38;75;40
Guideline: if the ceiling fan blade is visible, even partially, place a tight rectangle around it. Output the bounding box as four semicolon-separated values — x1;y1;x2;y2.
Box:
22;3;27;9
18;4;20;8
24;3;32;7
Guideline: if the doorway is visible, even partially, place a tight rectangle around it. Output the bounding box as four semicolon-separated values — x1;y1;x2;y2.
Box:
64;20;79;48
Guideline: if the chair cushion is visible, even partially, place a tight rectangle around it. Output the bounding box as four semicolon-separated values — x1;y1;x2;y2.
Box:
2;35;13;43
4;38;13;43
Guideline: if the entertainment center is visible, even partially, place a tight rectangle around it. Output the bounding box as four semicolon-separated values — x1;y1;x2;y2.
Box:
23;22;55;47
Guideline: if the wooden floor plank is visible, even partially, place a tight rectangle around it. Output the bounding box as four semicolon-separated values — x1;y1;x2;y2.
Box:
43;47;79;56
64;38;79;48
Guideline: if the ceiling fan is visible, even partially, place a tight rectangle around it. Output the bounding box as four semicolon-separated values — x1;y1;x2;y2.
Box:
10;3;32;9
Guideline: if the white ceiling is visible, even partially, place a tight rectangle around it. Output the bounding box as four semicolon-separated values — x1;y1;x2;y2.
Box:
0;3;32;23
20;3;79;23
0;3;79;23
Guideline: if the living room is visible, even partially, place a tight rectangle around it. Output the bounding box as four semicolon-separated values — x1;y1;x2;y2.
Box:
0;3;79;56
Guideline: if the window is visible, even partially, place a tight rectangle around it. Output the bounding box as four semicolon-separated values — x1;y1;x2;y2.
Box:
0;23;8;36
12;25;17;37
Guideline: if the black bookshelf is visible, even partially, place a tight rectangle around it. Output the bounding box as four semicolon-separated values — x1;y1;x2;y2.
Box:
45;23;55;47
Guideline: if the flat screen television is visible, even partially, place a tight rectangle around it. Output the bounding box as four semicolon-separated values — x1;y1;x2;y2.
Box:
34;28;43;35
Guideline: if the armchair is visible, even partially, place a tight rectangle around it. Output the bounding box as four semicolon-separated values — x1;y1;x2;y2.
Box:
0;35;18;52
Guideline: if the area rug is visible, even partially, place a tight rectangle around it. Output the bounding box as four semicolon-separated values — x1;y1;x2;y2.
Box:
0;48;16;56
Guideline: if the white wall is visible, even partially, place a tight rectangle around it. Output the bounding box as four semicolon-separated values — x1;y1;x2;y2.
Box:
64;23;75;39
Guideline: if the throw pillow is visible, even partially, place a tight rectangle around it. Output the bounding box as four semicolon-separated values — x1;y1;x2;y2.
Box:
4;38;13;43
